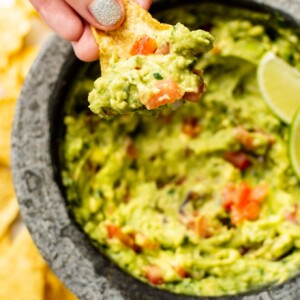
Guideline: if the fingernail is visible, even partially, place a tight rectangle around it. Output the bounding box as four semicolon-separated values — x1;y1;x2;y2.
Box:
89;0;123;27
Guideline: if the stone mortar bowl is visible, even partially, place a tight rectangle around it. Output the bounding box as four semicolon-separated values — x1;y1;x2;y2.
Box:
11;0;300;299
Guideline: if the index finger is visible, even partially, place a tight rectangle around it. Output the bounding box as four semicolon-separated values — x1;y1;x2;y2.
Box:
29;0;84;41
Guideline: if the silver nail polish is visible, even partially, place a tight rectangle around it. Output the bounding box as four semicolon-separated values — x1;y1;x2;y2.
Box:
89;0;122;27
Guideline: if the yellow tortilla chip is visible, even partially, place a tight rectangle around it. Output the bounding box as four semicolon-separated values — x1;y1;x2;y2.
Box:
0;101;16;166
0;212;20;256
0;229;46;300
0;232;12;255
0;167;16;209
45;267;77;300
0;7;31;70
0;69;22;102
12;46;38;79
0;167;19;244
0;198;19;240
0;46;38;102
92;0;170;72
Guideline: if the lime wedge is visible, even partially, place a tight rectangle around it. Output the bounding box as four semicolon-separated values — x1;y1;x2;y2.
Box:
289;108;300;180
257;52;300;124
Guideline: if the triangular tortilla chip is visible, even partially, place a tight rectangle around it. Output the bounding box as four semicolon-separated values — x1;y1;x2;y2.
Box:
0;6;31;70
0;233;12;255
0;167;16;209
0;198;19;240
92;0;170;72
0;101;17;167
0;229;46;300
45;267;77;300
0;166;19;254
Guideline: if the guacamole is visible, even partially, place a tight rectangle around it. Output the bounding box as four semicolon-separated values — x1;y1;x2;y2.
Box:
88;23;213;119
61;4;300;296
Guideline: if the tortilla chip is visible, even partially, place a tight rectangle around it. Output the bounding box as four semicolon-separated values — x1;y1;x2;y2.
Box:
0;232;12;254
0;198;19;240
0;229;46;300
0;69;22;103
0;167;19;247
92;0;170;72
12;46;38;79
0;46;38;102
0;167;16;209
0;101;16;167
0;7;31;70
45;267;77;300
60;287;78;300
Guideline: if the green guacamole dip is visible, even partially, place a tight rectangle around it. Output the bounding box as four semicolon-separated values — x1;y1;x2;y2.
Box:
61;4;300;296
88;23;213;119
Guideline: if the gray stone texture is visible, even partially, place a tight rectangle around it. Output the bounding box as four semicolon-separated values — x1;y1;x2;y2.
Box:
11;0;300;299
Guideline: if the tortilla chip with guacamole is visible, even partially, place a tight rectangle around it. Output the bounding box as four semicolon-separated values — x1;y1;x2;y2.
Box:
89;0;213;118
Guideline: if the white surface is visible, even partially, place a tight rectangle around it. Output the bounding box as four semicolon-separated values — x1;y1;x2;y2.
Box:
0;0;15;8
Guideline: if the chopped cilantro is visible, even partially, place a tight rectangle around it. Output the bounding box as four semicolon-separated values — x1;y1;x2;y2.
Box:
153;72;163;80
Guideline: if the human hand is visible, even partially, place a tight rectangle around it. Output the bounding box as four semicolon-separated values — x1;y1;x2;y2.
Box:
29;0;153;61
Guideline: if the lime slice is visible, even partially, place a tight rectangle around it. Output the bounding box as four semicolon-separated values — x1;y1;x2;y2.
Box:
289;108;300;180
257;52;300;124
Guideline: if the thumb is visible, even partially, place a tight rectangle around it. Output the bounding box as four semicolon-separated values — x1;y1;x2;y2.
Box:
65;0;125;31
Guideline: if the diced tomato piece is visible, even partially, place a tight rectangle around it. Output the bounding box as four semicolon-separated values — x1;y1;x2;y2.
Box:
135;233;158;250
224;151;251;170
106;224;121;239
182;117;201;138
222;184;238;211
183;82;206;103
144;266;164;285
174;266;189;278
130;35;157;56
192;69;204;76
183;91;201;102
222;182;268;225
126;141;138;160
118;233;135;249
143;79;183;110
106;224;140;252
155;42;170;55
243;201;260;221
236;182;252;208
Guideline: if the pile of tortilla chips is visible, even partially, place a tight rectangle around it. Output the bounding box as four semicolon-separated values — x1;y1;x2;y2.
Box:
0;1;77;299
